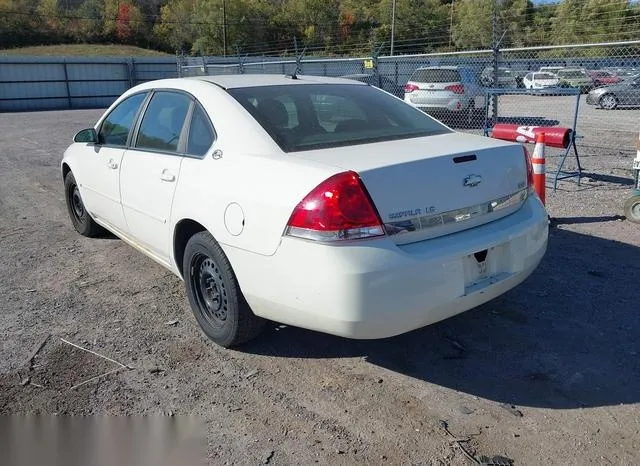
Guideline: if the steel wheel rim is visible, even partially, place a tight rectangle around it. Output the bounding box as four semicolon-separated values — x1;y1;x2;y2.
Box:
70;184;85;221
191;253;228;327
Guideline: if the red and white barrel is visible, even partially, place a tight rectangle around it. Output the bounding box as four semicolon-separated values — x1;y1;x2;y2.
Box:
491;124;572;149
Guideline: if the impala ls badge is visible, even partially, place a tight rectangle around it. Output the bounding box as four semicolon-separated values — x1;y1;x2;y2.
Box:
463;174;482;187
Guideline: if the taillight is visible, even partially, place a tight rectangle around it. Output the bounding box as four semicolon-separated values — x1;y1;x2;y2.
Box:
445;84;465;94
523;146;534;194
285;171;385;242
403;84;419;93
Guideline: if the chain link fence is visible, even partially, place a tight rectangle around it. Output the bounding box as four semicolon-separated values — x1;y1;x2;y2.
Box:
178;41;640;166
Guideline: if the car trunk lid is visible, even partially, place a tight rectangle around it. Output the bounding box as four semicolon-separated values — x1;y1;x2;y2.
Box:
294;132;529;245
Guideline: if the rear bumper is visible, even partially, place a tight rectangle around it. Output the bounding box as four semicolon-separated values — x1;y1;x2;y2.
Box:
405;96;469;112
225;196;548;339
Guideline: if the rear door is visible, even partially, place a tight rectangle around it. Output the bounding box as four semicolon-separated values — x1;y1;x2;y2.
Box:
119;91;193;261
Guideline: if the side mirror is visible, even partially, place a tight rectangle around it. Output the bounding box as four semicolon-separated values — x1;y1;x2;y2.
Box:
74;128;98;144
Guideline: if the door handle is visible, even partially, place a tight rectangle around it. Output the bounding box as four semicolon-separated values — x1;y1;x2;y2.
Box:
159;170;176;182
107;159;118;169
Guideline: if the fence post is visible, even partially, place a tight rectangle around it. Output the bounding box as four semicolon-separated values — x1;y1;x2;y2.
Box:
201;55;208;75
127;58;135;88
395;61;399;87
371;43;383;88
293;37;307;76
62;60;72;109
236;45;245;74
176;51;182;78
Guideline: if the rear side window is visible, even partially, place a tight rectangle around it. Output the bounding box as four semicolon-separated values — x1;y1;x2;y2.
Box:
186;104;215;157
135;91;192;153
410;69;460;83
98;92;148;146
228;83;451;153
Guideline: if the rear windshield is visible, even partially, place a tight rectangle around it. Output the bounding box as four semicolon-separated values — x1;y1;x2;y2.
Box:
535;73;556;79
227;84;451;153
410;69;460;83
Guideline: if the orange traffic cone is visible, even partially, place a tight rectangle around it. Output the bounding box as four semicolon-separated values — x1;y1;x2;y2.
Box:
532;132;546;205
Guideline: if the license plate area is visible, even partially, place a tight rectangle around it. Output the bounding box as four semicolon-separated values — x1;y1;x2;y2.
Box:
463;243;511;294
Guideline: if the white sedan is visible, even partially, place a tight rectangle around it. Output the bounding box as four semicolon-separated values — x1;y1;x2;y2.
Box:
523;72;560;89
61;74;548;347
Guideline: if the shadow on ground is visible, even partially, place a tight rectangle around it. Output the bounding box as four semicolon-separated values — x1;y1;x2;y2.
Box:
242;226;640;410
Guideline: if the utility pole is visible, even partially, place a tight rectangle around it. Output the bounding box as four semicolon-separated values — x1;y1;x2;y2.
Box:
390;0;396;56
449;0;455;49
222;0;227;57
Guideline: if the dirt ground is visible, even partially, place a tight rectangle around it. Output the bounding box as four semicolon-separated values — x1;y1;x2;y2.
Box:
1;109;639;465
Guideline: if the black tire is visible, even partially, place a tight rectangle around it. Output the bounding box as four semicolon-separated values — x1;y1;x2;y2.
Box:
624;195;640;224
64;171;103;237
599;94;618;110
183;231;265;348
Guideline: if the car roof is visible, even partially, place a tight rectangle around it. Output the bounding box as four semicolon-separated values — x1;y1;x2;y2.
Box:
187;74;368;89
414;66;464;70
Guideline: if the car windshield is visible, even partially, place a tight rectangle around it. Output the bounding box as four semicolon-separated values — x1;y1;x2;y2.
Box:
536;73;556;79
410;69;460;83
227;84;451;153
558;71;587;79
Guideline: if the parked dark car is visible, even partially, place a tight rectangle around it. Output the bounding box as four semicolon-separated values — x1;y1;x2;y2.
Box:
340;73;404;98
586;74;640;109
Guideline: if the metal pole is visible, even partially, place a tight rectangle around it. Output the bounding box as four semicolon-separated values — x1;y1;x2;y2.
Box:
222;0;227;57
63;61;71;109
390;0;396;56
449;0;455;49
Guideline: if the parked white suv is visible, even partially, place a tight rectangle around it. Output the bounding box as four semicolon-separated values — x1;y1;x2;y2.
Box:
403;66;484;113
62;75;548;347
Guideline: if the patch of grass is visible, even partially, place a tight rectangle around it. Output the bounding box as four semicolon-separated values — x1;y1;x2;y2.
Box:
0;44;172;57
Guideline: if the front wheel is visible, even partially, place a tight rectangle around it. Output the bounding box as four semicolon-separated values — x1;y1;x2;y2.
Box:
624;195;640;224
64;171;103;237
183;231;265;348
599;94;618;110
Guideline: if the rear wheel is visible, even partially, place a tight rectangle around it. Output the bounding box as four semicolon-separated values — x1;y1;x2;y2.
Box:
183;231;265;348
64;171;103;237
600;94;618;110
624;195;640;224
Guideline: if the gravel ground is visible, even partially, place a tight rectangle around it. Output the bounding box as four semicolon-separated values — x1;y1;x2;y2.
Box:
1;107;639;466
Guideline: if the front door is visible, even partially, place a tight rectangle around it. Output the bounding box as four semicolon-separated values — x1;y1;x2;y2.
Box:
120;91;192;261
79;92;149;234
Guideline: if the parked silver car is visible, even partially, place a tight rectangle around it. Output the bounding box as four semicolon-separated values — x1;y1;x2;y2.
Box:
403;66;483;113
586;74;640;109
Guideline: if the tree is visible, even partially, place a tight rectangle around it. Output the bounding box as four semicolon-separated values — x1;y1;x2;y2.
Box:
451;0;493;49
104;0;146;43
73;0;106;42
154;0;197;52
